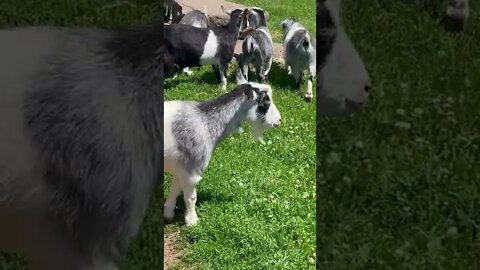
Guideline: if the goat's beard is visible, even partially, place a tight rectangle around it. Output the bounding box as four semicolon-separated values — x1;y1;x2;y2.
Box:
250;121;268;144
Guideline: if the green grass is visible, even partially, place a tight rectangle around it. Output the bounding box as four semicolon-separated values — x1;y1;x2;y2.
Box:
317;0;480;269
164;1;316;269
0;1;164;269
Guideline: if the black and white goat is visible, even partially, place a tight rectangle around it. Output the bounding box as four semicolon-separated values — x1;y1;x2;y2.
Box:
178;8;209;76
280;18;316;102
164;76;282;226
0;19;163;269
239;7;273;83
164;7;247;90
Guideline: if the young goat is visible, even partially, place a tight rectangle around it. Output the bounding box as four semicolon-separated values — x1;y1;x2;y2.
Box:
164;7;247;90
178;8;209;76
0;20;163;269
164;80;282;226
239;8;273;83
280;18;316;102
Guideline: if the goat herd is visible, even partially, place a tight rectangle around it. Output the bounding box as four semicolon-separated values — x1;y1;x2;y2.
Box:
0;0;471;269
163;3;316;227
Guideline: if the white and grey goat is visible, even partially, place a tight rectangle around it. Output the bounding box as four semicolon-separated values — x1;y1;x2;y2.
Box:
164;7;247;90
239;7;273;83
164;79;282;226
280;18;316;102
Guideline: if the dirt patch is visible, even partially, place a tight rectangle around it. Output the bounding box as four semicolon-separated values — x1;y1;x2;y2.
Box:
164;230;184;270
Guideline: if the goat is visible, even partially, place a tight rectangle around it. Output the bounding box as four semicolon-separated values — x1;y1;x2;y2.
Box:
239;8;273;83
0;20;163;269
241;6;270;31
280;18;316;102
164;77;282;227
164;7;247;90
316;0;370;116
178;8;209;76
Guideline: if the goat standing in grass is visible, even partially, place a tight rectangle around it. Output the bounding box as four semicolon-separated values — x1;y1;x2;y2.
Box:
239;7;273;83
280;18;316;102
164;7;247;91
164;80;281;226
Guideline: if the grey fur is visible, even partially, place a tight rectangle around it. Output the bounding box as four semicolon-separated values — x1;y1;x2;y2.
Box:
280;18;317;102
239;26;273;83
0;22;163;269
179;9;208;28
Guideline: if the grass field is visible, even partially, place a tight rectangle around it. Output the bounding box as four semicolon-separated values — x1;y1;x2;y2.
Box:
164;0;316;269
317;0;480;269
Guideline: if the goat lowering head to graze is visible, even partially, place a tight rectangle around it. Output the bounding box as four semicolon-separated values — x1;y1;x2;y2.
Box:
178;8;209;76
164;76;281;226
240;29;273;84
280;18;316;102
316;0;370;116
0;19;163;269
164;7;248;91
238;7;273;83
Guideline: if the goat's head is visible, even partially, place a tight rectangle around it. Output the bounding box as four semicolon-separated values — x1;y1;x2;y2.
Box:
221;6;249;30
242;7;269;30
316;0;370;117
235;73;281;144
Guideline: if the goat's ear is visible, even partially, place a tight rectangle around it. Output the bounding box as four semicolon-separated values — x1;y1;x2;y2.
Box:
221;5;232;15
244;85;257;100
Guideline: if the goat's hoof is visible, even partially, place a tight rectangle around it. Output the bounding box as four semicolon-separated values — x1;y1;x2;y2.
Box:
185;214;199;227
304;95;313;102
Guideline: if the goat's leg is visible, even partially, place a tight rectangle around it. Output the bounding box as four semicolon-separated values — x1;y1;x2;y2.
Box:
219;62;228;91
293;69;304;91
445;0;469;32
240;57;249;82
212;64;221;84
255;60;266;83
305;65;315;102
181;175;202;226
164;176;182;223
182;67;193;76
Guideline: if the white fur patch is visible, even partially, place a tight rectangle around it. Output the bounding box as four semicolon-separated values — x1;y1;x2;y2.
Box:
164;101;182;173
200;30;218;65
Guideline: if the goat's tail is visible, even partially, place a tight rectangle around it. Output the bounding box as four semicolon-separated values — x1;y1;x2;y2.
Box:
203;6;208;17
296;29;312;50
243;35;259;54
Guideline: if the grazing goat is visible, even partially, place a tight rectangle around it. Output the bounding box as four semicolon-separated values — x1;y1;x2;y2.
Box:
0;20;163;269
316;0;370;116
239;8;273;83
280;18;316;102
164;7;247;90
178;8;209;76
241;7;270;30
164;79;282;226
